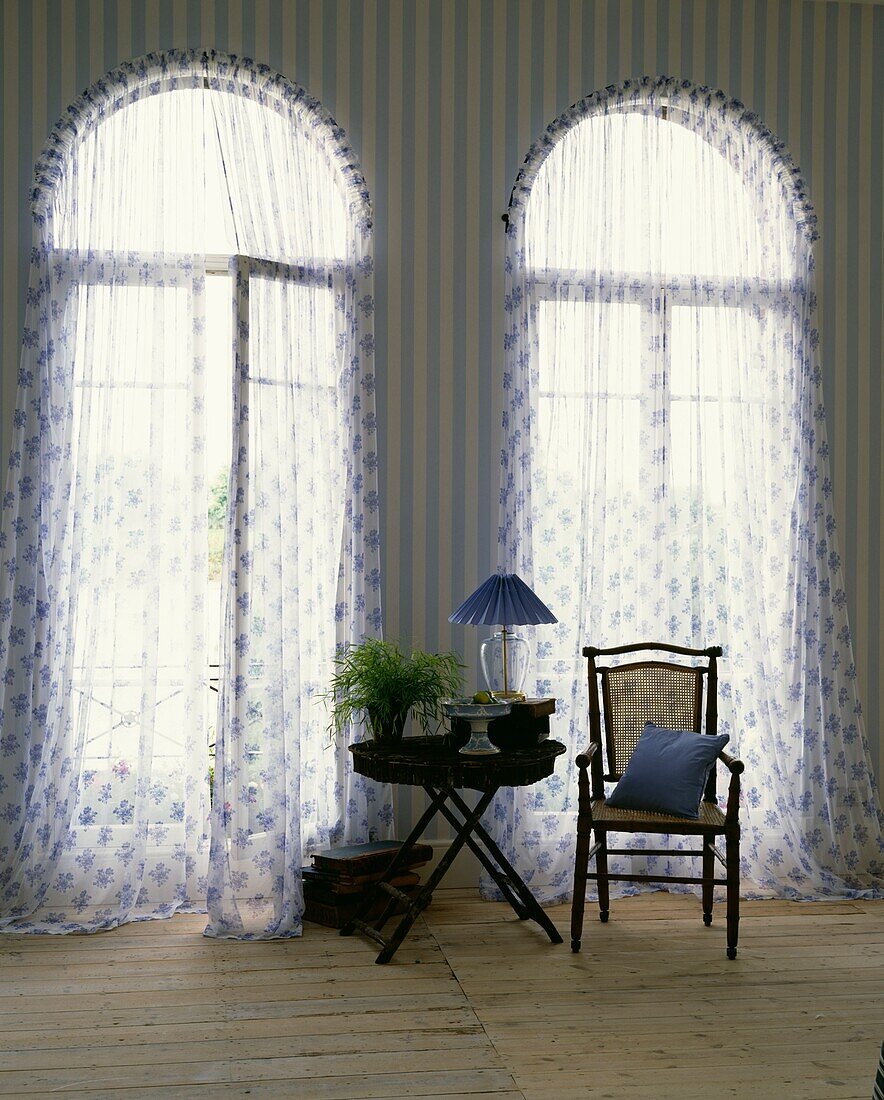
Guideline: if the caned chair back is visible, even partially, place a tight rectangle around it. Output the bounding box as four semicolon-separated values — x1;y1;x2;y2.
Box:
584;643;721;786
600;661;704;780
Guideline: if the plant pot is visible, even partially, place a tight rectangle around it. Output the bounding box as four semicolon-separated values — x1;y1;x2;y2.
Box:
444;717;470;751
367;709;408;745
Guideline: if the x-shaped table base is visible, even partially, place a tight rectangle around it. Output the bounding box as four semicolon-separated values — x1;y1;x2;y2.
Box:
340;783;563;963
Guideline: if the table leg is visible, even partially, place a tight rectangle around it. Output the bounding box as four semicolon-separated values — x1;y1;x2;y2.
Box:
370;788;498;963
435;796;530;919
340;787;449;938
446;788;563;945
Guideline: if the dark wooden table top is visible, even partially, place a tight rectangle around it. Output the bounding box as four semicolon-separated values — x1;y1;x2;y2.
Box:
349;736;567;792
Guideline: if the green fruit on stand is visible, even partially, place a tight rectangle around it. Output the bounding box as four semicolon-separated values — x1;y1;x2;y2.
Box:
472;691;493;704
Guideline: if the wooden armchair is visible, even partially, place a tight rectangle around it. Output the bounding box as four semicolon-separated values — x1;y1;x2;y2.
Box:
571;642;744;959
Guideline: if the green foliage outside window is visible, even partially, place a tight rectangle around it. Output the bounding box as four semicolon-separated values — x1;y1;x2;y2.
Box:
207;468;228;581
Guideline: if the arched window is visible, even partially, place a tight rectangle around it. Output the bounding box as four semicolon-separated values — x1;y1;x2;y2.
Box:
0;51;389;938
494;78;881;903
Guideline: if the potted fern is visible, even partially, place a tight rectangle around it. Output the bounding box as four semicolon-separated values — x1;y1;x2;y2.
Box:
325;638;464;745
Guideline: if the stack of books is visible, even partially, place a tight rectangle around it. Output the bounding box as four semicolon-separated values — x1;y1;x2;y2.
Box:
302;840;433;929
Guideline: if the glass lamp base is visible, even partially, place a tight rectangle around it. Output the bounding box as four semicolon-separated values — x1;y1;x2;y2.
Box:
480;630;530;696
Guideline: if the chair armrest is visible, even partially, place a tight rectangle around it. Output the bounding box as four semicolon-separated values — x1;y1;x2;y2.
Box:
718;750;744;775
575;742;600;770
574;742;599;825
718;749;743;823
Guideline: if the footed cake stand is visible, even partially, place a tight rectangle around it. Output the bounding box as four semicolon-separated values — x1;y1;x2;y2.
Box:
440;698;512;754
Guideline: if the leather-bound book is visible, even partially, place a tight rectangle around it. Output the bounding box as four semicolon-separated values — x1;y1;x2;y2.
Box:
310;840;433;876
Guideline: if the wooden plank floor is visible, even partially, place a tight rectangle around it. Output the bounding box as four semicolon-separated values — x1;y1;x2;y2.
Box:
0;892;881;1098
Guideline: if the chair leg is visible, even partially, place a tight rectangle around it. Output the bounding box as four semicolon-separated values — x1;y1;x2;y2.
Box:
725;825;740;960
596;830;609;923
702;840;714;927
570;827;592;952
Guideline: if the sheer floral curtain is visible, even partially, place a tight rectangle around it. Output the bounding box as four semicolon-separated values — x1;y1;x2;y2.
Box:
0;51;389;937
493;77;883;904
206;250;389;939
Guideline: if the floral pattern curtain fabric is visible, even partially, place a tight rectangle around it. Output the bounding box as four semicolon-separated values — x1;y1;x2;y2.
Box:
0;51;389;936
207;254;388;939
495;77;883;903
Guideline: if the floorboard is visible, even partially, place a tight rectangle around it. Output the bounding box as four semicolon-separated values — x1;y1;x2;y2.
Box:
0;894;881;1098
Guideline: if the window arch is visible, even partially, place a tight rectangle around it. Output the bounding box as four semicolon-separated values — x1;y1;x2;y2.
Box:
0;51;388;938
493;77;881;904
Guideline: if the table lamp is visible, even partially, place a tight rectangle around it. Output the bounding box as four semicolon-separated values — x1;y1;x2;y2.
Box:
448;572;557;701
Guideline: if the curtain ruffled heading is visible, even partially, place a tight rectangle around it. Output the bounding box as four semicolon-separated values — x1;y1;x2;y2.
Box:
32;49;372;233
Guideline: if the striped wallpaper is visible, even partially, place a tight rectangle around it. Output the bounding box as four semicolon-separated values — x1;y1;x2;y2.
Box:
1;0;881;834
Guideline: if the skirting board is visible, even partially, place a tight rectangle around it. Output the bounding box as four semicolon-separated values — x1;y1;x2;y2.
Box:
422;839;482;890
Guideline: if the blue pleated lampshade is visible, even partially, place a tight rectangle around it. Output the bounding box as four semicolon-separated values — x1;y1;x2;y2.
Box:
448;572;557;627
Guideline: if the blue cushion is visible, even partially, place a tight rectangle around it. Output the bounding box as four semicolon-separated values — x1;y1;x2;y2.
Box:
606;723;730;819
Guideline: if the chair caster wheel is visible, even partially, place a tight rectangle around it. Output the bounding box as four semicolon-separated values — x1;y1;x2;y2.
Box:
571;939;581;952
599;910;609;923
703;913;712;926
727;947;737;960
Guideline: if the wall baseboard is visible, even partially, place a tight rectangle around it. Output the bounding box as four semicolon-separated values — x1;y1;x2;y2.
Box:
421;840;481;890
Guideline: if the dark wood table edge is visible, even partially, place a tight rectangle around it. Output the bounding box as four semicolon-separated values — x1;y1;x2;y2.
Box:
348;736;568;790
